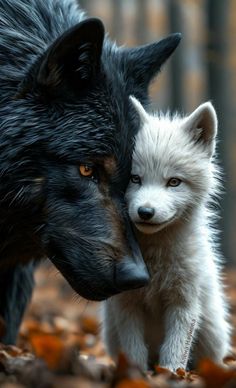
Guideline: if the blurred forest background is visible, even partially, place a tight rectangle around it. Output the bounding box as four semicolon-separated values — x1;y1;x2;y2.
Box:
79;0;236;265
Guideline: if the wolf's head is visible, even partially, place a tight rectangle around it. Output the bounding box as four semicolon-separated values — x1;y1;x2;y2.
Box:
126;97;218;235
0;15;181;300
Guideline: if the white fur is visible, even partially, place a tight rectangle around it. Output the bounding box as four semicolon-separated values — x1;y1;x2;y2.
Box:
102;97;231;372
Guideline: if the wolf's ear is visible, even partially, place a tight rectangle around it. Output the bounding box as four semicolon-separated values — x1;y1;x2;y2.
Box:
122;33;181;89
184;102;218;157
129;96;149;126
16;18;104;97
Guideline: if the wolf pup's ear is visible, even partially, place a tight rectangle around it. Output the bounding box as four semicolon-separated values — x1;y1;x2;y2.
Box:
122;33;181;90
129;96;149;126
184;102;218;157
16;18;104;98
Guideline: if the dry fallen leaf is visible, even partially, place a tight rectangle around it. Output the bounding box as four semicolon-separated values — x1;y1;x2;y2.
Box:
114;378;151;388
176;367;186;377
155;365;173;376
198;359;236;388
80;315;99;335
30;333;68;370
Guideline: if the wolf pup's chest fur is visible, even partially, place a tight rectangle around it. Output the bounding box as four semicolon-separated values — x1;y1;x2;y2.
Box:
102;96;231;372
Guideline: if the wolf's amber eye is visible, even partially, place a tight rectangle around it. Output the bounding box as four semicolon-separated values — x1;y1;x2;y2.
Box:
167;178;182;187
79;164;94;178
131;175;141;184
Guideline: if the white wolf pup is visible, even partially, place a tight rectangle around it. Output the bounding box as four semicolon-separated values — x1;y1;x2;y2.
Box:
102;96;231;371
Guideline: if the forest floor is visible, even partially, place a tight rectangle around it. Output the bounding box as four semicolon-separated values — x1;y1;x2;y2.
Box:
1;263;236;388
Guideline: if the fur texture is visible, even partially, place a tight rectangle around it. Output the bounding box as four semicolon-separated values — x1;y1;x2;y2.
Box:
102;97;231;371
0;0;181;344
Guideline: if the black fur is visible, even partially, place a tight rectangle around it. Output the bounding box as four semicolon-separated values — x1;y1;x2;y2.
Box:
0;0;181;344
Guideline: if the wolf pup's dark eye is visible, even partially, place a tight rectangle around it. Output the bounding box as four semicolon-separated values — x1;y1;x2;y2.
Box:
79;164;95;179
167;178;182;187
131;175;141;184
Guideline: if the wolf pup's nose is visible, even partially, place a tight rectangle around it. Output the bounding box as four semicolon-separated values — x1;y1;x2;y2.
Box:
138;207;155;220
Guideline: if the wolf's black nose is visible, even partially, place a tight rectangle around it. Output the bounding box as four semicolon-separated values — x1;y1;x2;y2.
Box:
138;207;155;220
115;258;150;291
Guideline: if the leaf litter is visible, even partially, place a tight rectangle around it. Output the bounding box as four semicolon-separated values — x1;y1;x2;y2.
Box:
0;263;236;388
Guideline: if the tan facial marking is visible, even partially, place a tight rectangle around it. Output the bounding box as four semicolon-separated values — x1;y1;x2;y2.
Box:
103;156;117;175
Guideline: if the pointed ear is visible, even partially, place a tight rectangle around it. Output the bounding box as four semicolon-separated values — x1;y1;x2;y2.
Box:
184;102;218;157
16;18;104;98
129;96;149;126
122;33;181;88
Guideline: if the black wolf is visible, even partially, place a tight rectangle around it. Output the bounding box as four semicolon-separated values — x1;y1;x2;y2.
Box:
0;0;181;344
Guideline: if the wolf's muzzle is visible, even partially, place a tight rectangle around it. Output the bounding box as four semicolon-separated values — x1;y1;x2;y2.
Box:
115;257;149;291
115;216;150;291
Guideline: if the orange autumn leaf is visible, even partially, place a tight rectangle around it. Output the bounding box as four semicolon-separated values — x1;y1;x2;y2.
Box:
116;352;130;375
30;333;65;370
80;316;99;335
115;378;151;388
198;359;236;388
176;367;186;377
155;365;173;375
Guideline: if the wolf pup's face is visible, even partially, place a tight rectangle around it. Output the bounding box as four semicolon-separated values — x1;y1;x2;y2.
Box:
126;97;218;235
1;19;181;300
